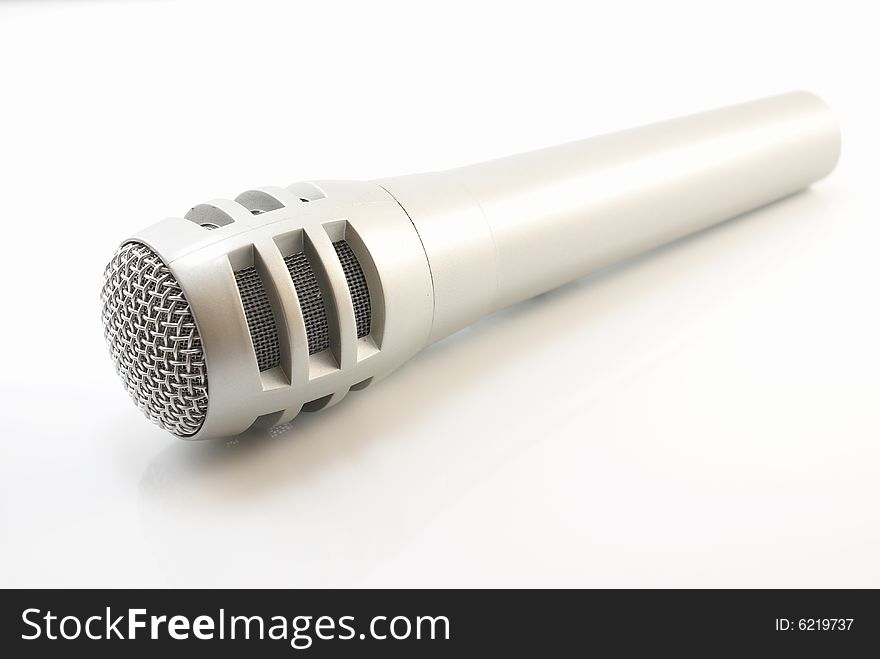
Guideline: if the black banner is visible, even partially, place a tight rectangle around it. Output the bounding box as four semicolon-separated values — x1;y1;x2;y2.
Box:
1;589;876;655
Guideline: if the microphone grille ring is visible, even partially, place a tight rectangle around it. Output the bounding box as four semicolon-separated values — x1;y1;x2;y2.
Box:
100;242;208;437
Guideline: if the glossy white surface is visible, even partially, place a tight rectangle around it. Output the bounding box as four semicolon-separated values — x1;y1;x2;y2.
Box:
1;0;877;587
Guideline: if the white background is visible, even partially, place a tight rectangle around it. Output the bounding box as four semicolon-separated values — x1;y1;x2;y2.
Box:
1;0;877;587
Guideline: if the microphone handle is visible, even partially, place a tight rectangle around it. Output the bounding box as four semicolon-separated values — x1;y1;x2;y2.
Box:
378;91;840;343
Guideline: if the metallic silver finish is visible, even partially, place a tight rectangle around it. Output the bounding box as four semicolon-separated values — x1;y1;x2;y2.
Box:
379;91;842;341
101;92;840;440
120;180;432;439
100;242;208;436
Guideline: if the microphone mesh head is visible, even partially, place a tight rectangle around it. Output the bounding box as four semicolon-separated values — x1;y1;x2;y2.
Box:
100;242;208;436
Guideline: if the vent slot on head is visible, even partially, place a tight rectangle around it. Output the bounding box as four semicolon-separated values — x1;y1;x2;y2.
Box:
235;266;281;371
284;252;330;354
186;204;237;230
333;240;372;338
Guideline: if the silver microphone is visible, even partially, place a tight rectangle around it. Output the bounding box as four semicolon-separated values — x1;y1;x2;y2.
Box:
101;91;840;440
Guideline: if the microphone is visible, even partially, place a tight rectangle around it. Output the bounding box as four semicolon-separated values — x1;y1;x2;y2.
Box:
101;91;840;439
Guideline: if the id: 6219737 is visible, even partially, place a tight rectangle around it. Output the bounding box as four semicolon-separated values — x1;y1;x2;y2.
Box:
775;619;854;631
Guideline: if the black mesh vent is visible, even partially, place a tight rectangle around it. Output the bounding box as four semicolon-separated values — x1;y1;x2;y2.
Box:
234;266;281;371
284;252;330;354
333;240;372;338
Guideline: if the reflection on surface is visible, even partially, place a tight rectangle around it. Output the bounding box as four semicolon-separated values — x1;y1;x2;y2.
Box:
138;190;831;587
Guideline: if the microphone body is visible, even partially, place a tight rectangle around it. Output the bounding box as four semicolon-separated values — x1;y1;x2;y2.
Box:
102;92;839;439
379;91;840;342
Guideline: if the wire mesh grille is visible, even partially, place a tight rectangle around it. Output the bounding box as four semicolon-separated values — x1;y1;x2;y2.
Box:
234;266;281;371
100;242;208;436
333;240;372;338
284;251;330;354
